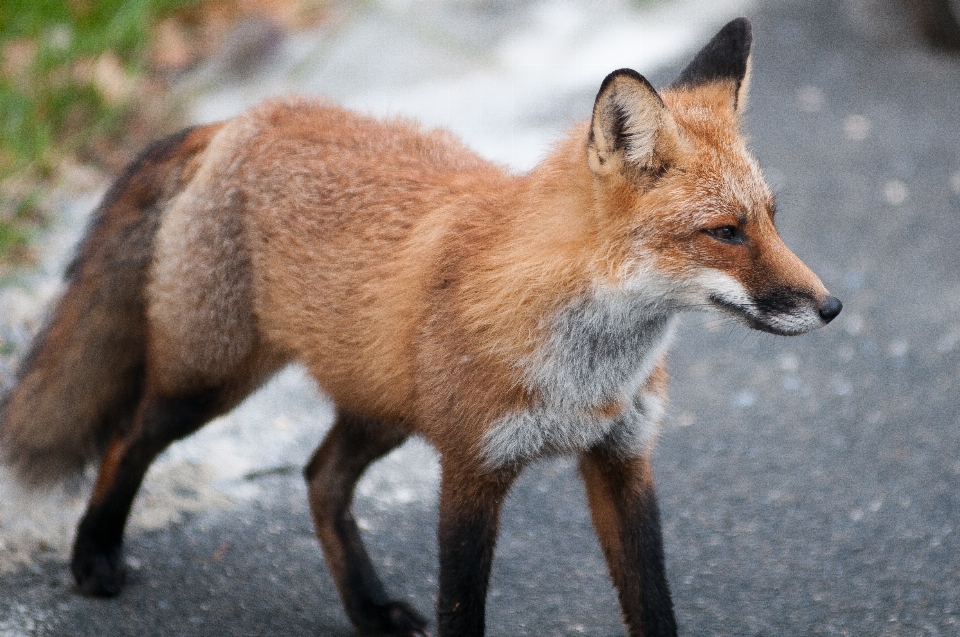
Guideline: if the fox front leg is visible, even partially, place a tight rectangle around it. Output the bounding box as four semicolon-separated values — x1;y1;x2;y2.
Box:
435;461;519;637
580;449;677;637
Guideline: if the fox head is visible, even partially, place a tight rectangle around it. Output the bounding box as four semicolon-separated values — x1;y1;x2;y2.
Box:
587;18;841;335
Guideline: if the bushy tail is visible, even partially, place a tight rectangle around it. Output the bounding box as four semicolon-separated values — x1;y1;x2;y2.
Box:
0;123;222;484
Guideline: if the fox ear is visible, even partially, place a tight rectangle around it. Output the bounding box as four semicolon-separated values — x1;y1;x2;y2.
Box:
588;69;678;177
671;17;753;111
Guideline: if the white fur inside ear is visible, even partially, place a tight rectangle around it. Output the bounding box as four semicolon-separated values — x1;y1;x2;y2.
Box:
590;74;673;172
615;90;663;166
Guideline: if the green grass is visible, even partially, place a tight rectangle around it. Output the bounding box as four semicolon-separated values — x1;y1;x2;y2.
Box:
0;0;198;258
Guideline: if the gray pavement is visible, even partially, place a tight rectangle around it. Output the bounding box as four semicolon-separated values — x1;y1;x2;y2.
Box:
3;0;960;635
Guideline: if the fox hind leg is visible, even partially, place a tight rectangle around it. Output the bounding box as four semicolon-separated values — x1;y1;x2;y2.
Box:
71;386;229;596
305;412;428;637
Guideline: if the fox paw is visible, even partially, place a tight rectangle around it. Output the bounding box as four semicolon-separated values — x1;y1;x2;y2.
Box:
358;601;430;637
71;543;126;597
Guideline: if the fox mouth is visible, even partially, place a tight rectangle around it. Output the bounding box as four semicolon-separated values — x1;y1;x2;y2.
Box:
708;294;820;336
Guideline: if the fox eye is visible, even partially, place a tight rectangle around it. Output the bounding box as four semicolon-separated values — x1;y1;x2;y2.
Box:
705;225;743;245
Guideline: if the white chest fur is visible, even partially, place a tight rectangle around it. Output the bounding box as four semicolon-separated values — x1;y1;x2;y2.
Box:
482;290;676;468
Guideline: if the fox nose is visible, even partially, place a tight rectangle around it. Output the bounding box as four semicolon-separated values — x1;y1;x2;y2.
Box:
818;295;842;323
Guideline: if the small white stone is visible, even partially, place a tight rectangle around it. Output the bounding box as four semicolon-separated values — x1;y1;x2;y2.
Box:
779;354;799;371
796;85;825;112
887;340;909;357
883;179;908;206
733;390;756;408
844;313;864;336
676;411;695;427
832;377;852;396
782;375;801;392
935;328;960;353
843;114;871;140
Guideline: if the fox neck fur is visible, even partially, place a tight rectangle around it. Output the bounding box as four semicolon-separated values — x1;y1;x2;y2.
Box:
416;123;682;467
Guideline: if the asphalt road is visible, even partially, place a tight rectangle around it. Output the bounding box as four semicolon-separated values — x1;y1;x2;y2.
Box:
2;0;960;635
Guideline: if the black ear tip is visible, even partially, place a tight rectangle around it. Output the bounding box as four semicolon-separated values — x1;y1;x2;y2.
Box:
713;17;753;54
597;68;653;96
671;17;754;90
723;17;753;42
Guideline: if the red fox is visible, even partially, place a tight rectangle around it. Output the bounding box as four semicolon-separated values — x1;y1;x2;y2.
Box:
1;18;839;637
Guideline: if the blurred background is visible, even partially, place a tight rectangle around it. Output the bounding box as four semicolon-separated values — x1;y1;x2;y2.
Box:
1;0;960;635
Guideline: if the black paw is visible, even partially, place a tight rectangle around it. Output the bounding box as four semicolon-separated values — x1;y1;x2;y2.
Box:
358;601;430;637
70;542;126;597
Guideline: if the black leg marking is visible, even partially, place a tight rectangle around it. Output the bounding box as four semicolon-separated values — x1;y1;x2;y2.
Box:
305;413;428;637
435;464;518;637
580;451;677;637
71;388;223;597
